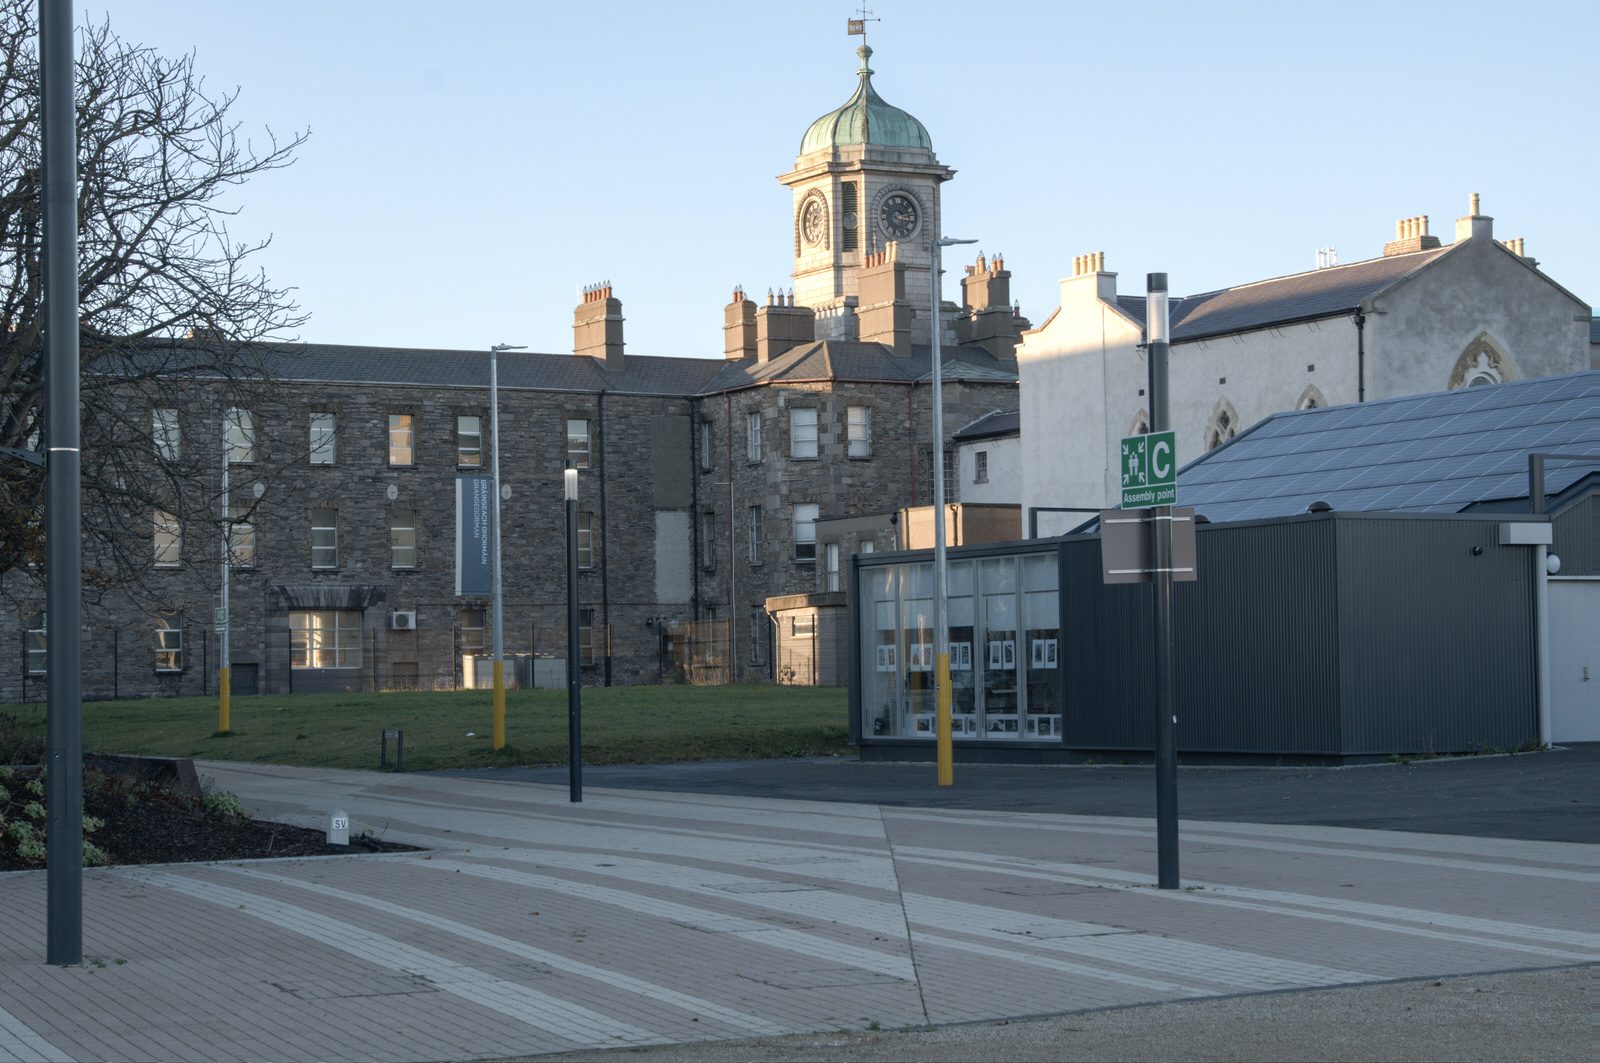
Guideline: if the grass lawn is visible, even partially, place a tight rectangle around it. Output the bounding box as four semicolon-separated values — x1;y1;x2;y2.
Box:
3;684;850;772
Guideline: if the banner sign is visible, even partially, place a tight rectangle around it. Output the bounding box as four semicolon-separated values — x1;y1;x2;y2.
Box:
455;475;492;597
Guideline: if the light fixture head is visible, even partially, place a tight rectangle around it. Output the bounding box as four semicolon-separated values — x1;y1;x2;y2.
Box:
564;468;579;501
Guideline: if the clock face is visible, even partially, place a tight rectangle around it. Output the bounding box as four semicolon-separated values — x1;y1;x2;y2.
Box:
801;199;825;246
880;193;919;239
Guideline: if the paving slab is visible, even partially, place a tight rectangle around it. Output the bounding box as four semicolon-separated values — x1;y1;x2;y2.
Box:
0;761;1592;1062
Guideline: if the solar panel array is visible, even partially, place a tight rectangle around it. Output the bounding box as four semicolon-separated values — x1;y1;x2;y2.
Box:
1176;372;1600;523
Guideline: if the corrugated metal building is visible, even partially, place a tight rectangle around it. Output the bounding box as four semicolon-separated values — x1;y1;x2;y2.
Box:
850;373;1597;760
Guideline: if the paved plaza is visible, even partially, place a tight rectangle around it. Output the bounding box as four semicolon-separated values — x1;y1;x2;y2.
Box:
0;759;1593;1061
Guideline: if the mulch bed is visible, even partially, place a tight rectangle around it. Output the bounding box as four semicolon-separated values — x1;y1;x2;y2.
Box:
0;759;419;872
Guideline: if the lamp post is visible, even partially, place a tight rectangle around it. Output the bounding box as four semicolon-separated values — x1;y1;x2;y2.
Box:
219;415;230;735
931;235;977;787
565;467;582;802
41;0;83;966
489;343;525;751
1146;273;1179;889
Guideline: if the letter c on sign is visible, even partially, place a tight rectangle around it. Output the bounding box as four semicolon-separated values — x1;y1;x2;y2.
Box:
1152;438;1173;480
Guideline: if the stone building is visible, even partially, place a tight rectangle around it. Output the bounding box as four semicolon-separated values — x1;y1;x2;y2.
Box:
1017;198;1593;532
1;40;1023;699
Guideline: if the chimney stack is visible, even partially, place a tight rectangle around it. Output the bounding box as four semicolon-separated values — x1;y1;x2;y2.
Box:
957;250;1028;357
754;287;815;363
573;281;624;371
1455;192;1494;243
723;286;758;360
1382;215;1441;257
857;241;914;356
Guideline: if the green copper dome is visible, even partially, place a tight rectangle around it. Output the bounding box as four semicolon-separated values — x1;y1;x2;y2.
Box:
799;45;933;155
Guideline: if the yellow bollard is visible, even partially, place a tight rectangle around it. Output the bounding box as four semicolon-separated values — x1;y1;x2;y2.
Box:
492;659;506;750
218;665;231;734
936;650;953;786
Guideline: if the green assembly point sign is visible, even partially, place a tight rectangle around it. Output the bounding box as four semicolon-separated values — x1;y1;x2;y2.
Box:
1121;430;1177;509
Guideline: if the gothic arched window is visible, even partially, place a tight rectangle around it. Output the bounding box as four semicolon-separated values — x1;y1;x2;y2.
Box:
1448;333;1518;390
1296;385;1327;411
1204;400;1240;451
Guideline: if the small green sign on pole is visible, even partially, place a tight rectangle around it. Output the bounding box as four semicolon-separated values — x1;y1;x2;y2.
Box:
213;606;228;631
1121;430;1177;509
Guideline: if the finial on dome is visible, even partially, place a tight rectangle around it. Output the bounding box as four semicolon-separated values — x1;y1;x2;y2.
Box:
856;44;874;77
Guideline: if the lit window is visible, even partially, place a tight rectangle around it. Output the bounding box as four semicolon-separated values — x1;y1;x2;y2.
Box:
746;411;762;462
390;509;416;569
309;412;336;464
290;610;362;669
567;418;590;469
310;508;338;569
228;505;255;568
974;451;989;484
388;413;414;466
790;409;818;459
457;415;483;467
459;607;487;651
153;409;180;461
154;509;181;567
225;408;255;464
25;613;45;675
825;542;840;591
748;505;764;565
578;511;595;569
154;618;183;673
847;406;870;458
793;503;819;562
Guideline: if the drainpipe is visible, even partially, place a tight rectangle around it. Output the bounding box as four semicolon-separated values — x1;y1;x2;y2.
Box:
690;403;702;622
906;385;918;505
1353;309;1367;403
597;390;612;686
726;393;736;682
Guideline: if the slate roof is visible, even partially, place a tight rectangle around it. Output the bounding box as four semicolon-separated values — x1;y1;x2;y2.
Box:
1175;371;1600;523
695;340;1016;395
120;336;1015;398
953;409;1020;441
1114;246;1452;342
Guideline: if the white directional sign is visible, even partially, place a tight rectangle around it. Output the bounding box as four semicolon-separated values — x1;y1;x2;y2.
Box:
1121;430;1177;509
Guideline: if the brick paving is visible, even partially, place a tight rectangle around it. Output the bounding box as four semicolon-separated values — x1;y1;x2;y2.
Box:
0;762;1592;1062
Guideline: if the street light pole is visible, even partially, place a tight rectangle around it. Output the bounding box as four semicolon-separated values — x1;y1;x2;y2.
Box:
219;416;230;734
565;468;583;802
489;343;525;751
931;235;977;787
41;0;84;966
1146;272;1180;889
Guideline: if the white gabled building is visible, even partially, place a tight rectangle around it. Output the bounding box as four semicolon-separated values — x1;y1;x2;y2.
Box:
1017;196;1592;533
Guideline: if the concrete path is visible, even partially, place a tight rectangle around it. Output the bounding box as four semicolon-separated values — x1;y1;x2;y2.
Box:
0;762;1592;1062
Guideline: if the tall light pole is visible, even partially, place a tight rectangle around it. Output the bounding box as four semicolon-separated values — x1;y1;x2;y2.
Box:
1146;273;1179;889
218;414;230;735
489;343;525;751
565;467;582;802
42;0;84;966
931;235;976;787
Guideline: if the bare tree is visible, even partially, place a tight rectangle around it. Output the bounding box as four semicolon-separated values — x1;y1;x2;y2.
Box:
0;1;307;605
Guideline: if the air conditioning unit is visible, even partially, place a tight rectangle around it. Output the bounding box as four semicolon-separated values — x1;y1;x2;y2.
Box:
389;610;417;631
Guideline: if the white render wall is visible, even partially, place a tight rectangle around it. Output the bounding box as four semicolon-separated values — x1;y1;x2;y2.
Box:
1367;238;1589;397
956;434;1021;504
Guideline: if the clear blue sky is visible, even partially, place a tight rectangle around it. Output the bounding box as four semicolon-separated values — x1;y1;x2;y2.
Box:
94;1;1597;359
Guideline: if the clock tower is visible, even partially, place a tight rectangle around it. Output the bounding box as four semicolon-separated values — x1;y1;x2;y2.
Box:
781;44;954;344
